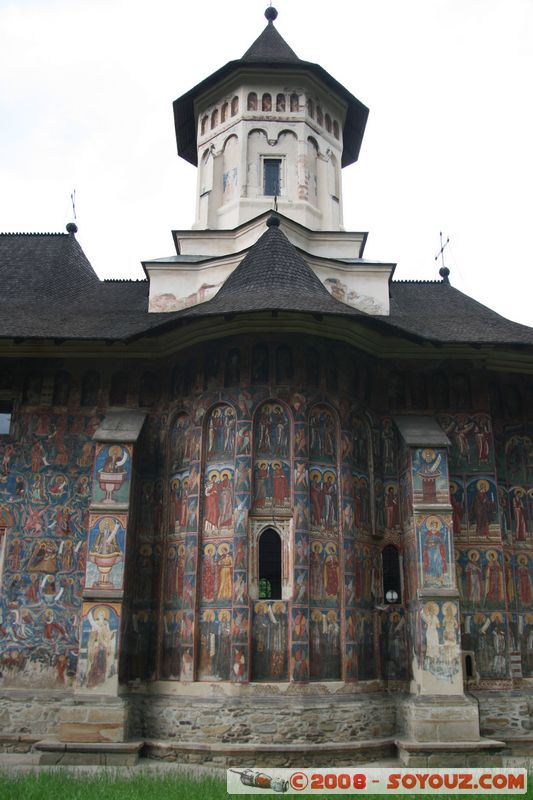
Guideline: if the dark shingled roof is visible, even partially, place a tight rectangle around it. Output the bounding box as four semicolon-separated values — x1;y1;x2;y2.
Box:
242;19;300;62
1;226;533;348
178;219;366;316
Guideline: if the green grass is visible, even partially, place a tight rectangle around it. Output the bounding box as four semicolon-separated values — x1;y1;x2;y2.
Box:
0;772;530;800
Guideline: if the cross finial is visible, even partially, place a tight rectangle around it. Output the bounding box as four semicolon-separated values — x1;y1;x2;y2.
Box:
435;231;450;272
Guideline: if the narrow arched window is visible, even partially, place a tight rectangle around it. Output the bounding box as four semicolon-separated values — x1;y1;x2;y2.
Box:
224;348;240;387
325;113;332;133
452;374;472;410
276;345;293;384
247;92;257;111
80;371;100;407
139;371;158;407
22;373;42;405
231;96;239;116
262;93;272;112
325;351;338;391
290;93;299;112
251;344;269;384
432;372;450;409
52;371;71;406
316;105;323;125
210;108;219;129
109;371;128;406
221;102;228;123
306;347;320;386
382;545;401;604
333;120;340;139
171;365;182;398
200;115;208;136
307;98;314;118
411;373;428;410
259;528;282;599
276;93;286;112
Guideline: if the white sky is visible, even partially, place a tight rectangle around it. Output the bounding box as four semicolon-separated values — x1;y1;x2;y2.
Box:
1;0;532;326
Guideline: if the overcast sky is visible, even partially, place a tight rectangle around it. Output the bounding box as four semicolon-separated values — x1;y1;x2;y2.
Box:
1;0;532;326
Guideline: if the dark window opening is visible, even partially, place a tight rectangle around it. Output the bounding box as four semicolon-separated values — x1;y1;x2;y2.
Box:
0;400;13;435
80;371;100;407
259;528;281;600
109;371;128;406
382;544;401;604
465;654;473;678
264;159;281;196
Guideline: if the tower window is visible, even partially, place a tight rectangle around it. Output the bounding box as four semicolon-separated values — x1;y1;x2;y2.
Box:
0;400;13;435
263;158;281;196
382;544;401;604
258;528;282;600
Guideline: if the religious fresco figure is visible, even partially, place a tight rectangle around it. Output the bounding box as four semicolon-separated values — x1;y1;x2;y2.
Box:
84;606;117;689
512;488;528;541
517;554;533;607
465;549;483;605
469;479;496;537
484;550;504;604
421;516;449;588
252;602;288;681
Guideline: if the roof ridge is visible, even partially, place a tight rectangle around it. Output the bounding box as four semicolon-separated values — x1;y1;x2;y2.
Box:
0;231;68;237
392;279;445;285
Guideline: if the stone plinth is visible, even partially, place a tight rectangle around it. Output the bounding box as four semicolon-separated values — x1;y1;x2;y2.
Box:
400;694;481;743
35;739;142;766
58;698;130;744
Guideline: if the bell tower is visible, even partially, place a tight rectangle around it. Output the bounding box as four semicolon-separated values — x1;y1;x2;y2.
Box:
173;7;369;231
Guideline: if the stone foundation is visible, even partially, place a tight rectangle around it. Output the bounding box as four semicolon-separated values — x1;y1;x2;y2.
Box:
474;689;533;739
0;690;65;740
132;684;397;747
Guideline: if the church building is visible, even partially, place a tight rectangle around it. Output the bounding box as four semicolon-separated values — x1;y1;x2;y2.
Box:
1;7;533;767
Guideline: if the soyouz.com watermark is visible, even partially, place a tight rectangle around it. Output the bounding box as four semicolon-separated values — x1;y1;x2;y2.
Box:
227;767;527;794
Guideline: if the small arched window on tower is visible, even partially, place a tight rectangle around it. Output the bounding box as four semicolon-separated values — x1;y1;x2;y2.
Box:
307;98;314;118
201;115;208;136
262;93;272;112
231;95;239;116
221;102;228;123
258;528;282;600
290;93;299;112
276;93;286;112
333;120;340;139
382;544;401;605
211;108;219;129
316;105;323;125
247;92;258;111
325;113;332;133
80;371;100;407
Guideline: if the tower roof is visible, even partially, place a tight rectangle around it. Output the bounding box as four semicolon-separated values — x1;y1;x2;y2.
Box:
242;16;299;63
173;10;369;169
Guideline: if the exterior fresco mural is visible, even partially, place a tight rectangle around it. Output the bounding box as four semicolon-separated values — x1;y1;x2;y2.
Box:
198;608;232;680
456;548;506;609
86;513;127;590
0;411;96;689
412;448;449;504
92;443;132;506
252;601;288;681
417;514;453;590
439;414;494;472
309;608;341;680
78;602;120;691
462;611;509;679
252;402;291;514
421;600;461;681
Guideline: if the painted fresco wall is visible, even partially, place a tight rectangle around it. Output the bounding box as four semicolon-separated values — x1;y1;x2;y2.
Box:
0;410;98;688
3;347;533;696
